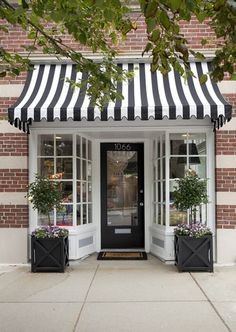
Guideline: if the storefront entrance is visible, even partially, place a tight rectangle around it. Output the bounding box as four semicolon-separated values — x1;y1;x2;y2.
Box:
101;143;144;249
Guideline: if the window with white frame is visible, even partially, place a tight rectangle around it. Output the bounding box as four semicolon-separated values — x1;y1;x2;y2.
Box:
169;133;207;226
37;134;92;226
152;132;208;227
153;134;166;226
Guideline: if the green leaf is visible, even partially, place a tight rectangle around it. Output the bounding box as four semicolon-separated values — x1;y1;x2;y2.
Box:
0;25;8;33
194;52;206;60
0;71;6;77
28;30;37;39
151;29;160;42
145;1;157;18
199;74;208;84
201;38;208;46
231;73;236;80
79;32;87;44
196;11;207;23
159;11;170;30
169;0;182;11
12;68;20;76
146;18;156;33
20;0;29;9
142;42;153;56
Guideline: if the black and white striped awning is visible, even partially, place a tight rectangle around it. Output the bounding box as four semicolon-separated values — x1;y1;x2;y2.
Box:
8;62;232;132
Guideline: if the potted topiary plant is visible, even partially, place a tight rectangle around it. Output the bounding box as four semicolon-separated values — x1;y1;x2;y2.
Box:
173;169;213;272
27;174;69;272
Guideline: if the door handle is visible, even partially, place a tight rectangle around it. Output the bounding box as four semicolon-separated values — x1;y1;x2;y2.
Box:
139;202;144;206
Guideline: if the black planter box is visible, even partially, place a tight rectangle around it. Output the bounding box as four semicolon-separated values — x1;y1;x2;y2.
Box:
174;235;213;272
31;236;69;272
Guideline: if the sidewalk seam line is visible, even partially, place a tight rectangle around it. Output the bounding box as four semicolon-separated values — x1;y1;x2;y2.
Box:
72;263;100;332
190;273;232;332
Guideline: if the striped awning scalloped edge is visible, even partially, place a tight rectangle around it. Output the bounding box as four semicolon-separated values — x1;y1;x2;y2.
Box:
8;62;232;133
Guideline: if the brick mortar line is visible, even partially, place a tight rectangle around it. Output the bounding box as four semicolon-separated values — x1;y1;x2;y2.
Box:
190;273;232;332
72;263;100;332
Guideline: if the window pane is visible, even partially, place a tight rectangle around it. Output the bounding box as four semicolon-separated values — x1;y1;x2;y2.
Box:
170;157;186;179
76;136;81;157
162;137;165;156
157;141;160;158
82;160;87;180
190;157;206;178
158;182;161;202
153;203;156;223
169;180;178;204
188;133;206;155
82;182;86;202
77;181;81;202
157;159;161;179
56;205;73;226
88;204;92;223
170;204;187;226
38;158;54;177
82;137;86;159
60;182;73;202
38;135;54;156
38;210;54;225
77;158;81;180
82;204;87;224
170;133;186;155
162;181;166;203
88;162;92;181
56;135;72;156
162;158;166;179
88;140;92;160
163;203;166;225
157;203;162;224
77;205;81;225
56;158;72;179
88;182;92;202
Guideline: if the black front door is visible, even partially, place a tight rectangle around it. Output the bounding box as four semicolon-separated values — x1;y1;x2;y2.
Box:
101;143;144;249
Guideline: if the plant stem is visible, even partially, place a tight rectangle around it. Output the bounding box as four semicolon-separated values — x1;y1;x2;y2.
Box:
47;212;51;226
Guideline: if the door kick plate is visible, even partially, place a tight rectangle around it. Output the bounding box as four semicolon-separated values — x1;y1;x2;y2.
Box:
115;228;131;234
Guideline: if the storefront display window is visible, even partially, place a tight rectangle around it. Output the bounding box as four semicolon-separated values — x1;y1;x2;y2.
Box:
153;132;208;227
37;134;92;227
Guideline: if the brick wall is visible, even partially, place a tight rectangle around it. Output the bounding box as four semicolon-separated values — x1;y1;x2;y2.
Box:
0;205;28;228
0;98;17;118
0;169;28;192
224;94;236;117
216;169;236;191
216;205;236;229
0;133;28;156
216;131;236;155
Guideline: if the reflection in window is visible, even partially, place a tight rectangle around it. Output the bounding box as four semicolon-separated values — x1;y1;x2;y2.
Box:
56;135;72;156
107;151;138;227
169;133;207;226
37;134;93;226
152;135;166;225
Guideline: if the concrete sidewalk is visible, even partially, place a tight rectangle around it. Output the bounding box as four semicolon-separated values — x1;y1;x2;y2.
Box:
0;254;235;332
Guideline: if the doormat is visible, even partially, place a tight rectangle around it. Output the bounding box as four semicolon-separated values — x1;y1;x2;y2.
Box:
97;251;147;260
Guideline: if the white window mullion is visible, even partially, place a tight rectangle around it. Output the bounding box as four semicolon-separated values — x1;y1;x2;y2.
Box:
54;134;56;226
73;134;77;227
165;131;170;228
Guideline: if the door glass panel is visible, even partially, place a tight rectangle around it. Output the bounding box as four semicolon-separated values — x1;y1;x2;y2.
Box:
107;151;138;227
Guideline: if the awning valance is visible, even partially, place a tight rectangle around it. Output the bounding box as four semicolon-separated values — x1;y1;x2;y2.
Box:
8;62;232;132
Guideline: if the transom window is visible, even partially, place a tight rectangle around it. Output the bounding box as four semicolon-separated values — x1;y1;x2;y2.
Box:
37;134;92;227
